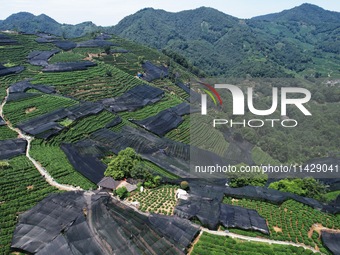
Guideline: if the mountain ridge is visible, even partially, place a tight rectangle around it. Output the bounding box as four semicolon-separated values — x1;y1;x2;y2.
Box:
1;4;339;77
252;3;340;23
109;4;339;77
0;12;100;38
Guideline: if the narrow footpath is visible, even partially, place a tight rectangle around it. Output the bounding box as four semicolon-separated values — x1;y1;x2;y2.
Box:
201;228;321;254
0;88;81;191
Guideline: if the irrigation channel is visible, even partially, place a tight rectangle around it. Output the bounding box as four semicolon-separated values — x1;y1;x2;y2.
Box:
0;88;325;254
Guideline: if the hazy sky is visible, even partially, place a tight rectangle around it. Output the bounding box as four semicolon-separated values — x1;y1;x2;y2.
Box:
1;0;340;26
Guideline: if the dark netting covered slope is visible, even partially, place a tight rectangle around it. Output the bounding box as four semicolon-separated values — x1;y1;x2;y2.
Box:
148;214;199;249
0;34;18;45
174;182;269;233
7;92;39;102
11;192;104;255
133;109;183;136
53;41;77;51
9;80;56;94
224;186;340;214
93;195;199;254
105;116;122;128
12;191;199;255
220;204;269;234
89;126;191;177
62;125;190;182
27;50;60;66
0;116;5;126
88;126;228;179
95;33;112;40
321;231;340;255
89;126;179;155
42;61;97;72
170;102;193;116
175;82;191;95
27;43;97;72
0;64;24;77
133;103;191;137
35;33;59;43
102;84;164;112
142;61;169;82
0;139;27;160
110;49;129;53
76;40;115;48
175;196;221;230
189;181;226;201
17;102;104;139
61;143;107;184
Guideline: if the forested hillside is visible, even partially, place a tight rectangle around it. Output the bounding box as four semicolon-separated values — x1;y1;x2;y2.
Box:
110;4;340;78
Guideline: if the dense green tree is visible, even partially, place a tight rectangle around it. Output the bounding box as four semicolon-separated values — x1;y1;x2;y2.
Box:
104;149;163;189
104;46;111;55
130;162;156;181
104;147;141;180
0;161;10;169
269;177;327;200
180;181;189;190
115;186;129;199
143;175;162;188
153;176;162;186
229;176;268;188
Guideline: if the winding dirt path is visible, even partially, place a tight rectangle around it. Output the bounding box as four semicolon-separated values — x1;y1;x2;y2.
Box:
0;88;81;191
201;228;321;254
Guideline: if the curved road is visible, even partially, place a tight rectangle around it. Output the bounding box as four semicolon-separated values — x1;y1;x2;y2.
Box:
201;228;321;254
0;88;81;191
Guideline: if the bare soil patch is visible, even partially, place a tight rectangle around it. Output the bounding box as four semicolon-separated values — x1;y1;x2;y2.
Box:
308;223;340;238
273;226;283;233
25;107;37;114
231;198;239;204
